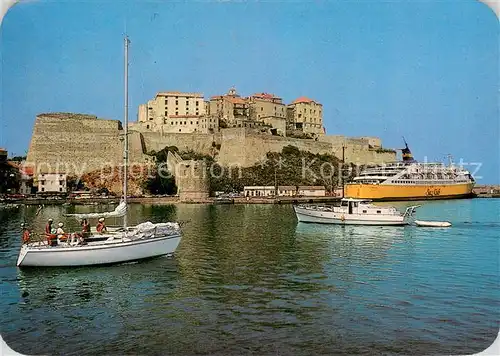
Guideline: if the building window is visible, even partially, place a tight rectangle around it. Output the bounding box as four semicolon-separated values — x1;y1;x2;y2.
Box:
165;111;168;116
171;122;173;125
149;117;153;121
190;121;193;125
146;125;150;129
176;111;178;115
175;100;178;105
196;101;199;106
179;129;181;132
184;121;187;125
59;180;64;185
186;101;189;105
41;180;45;185
59;188;63;192
41;187;45;192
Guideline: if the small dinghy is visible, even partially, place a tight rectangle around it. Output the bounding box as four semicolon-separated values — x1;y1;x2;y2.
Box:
414;220;451;227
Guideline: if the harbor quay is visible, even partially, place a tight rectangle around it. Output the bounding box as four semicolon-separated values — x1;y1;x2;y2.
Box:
1;195;343;206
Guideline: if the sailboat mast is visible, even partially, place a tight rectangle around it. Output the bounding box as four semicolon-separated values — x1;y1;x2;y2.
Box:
123;35;129;229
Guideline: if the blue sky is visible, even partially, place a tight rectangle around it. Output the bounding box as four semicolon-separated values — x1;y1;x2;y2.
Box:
0;0;498;183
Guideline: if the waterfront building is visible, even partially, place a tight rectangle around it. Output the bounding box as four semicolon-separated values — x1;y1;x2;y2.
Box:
244;185;325;197
19;166;34;195
297;186;326;197
287;97;325;137
135;91;218;134
37;173;67;193
244;185;297;197
244;186;276;197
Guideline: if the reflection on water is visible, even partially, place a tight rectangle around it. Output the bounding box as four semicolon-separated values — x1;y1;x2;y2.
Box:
0;200;499;355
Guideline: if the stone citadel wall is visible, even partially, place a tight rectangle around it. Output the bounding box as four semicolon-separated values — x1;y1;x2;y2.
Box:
141;127;396;167
26;114;150;176
26;114;396;176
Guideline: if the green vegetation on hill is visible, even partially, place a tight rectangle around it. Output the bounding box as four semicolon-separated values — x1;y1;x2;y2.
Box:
143;146;179;195
145;145;358;196
208;145;357;194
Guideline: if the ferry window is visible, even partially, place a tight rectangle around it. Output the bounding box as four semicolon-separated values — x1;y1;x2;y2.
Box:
376;210;381;214
362;210;367;213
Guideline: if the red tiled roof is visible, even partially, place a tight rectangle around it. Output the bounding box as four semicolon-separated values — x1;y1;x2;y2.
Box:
21;166;34;176
226;97;247;104
251;92;280;100
292;96;320;104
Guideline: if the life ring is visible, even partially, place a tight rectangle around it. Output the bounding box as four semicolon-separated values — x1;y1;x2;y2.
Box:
341;214;345;221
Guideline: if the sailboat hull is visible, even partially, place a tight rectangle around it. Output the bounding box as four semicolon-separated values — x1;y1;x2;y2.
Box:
17;234;181;267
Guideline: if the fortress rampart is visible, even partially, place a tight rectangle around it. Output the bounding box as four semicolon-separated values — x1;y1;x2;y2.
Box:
140;127;396;167
26;114;396;177
25;113;150;176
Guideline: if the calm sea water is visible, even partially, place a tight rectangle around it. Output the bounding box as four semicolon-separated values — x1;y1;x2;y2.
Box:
0;199;499;355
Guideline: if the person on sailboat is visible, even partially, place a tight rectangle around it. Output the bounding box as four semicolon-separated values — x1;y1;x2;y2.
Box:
45;219;58;246
96;218;108;234
81;219;90;236
56;222;68;243
21;223;31;244
45;219;53;235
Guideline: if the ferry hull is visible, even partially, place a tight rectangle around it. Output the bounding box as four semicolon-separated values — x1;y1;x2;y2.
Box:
344;183;474;201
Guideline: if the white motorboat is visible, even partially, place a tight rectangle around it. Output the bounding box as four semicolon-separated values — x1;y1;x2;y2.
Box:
294;198;418;226
414;220;451;227
16;37;182;267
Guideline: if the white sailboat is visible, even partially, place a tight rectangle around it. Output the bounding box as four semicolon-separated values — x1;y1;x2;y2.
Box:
17;37;182;267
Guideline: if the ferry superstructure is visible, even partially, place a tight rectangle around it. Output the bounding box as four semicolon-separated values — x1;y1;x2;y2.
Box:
344;140;475;201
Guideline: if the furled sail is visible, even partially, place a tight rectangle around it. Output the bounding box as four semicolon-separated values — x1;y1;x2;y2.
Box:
65;201;127;219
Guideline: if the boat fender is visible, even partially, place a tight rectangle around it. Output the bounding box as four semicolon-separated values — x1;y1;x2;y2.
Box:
341;214;345;221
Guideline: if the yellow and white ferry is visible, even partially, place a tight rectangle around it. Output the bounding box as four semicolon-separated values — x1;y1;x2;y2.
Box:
344;140;475;201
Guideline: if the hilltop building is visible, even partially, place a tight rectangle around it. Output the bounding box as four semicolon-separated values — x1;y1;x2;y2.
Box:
207;88;251;129
134;88;324;138
286;97;324;137
134;91;218;134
